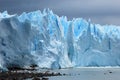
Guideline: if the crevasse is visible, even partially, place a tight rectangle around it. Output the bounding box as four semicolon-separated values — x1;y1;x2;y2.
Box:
0;9;120;71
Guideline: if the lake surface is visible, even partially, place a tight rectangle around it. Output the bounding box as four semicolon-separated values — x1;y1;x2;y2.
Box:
48;67;120;80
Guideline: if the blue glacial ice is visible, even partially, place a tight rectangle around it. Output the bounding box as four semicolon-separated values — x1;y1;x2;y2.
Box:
0;9;120;70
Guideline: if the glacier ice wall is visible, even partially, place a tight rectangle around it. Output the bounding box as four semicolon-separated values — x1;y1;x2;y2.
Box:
0;9;120;70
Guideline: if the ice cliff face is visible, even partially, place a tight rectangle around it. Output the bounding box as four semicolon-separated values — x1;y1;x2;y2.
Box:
0;9;120;70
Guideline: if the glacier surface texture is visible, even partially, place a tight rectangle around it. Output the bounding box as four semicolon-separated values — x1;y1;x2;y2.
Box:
0;9;120;70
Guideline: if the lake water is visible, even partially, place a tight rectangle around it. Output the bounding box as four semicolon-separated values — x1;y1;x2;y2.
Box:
48;67;120;80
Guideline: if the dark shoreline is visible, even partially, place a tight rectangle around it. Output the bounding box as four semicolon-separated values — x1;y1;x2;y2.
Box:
0;69;62;80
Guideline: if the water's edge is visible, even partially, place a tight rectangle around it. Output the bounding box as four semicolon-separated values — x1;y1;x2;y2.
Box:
1;67;120;80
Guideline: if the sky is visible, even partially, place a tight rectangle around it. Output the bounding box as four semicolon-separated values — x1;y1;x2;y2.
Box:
0;0;120;25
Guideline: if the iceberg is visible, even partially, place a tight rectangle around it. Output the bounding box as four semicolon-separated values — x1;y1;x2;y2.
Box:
0;9;120;71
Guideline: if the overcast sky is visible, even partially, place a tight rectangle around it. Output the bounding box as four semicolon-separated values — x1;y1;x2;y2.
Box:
0;0;120;25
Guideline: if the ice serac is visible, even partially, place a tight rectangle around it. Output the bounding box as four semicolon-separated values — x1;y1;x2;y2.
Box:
0;9;120;70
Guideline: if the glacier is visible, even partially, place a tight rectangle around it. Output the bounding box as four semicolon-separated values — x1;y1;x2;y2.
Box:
0;9;120;71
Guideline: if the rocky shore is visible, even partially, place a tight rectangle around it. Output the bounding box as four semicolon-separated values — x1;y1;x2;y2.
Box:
0;68;62;80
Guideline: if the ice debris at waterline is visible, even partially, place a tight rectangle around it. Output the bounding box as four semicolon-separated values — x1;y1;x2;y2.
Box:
0;9;120;71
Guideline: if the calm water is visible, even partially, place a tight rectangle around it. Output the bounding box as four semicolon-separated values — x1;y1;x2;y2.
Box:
48;67;120;80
